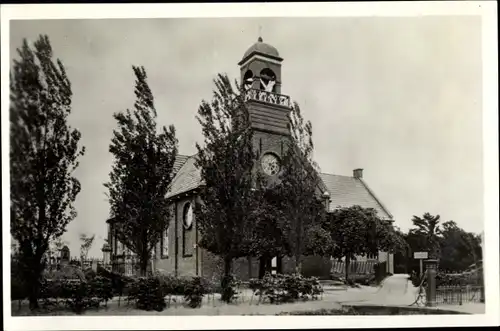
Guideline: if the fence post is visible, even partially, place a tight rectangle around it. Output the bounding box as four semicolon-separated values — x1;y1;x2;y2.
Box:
424;259;438;307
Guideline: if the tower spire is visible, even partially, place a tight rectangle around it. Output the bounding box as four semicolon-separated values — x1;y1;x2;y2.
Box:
258;25;263;42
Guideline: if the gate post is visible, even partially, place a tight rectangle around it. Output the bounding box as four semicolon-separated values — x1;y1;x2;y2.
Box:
424;259;438;307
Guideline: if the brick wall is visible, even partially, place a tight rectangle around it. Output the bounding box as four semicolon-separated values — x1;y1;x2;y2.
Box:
154;195;201;278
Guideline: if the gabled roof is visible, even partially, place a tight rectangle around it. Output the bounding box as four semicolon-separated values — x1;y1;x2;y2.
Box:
166;154;393;220
319;173;392;220
172;154;190;176
166;154;203;199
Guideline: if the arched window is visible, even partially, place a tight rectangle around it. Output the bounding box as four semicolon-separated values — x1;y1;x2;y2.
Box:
259;68;276;92
183;202;193;230
243;70;254;90
183;202;194;256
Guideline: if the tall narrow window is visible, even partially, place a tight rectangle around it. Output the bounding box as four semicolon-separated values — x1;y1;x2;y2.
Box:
183;202;194;257
161;227;169;258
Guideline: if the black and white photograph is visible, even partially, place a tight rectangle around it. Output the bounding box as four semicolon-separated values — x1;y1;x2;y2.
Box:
2;2;498;330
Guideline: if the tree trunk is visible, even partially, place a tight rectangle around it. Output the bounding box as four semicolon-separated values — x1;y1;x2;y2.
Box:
140;253;149;277
295;255;302;274
220;256;233;303
223;256;232;277
28;276;40;310
345;256;350;282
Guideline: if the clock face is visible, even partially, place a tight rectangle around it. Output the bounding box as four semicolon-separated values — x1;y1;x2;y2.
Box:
261;153;280;176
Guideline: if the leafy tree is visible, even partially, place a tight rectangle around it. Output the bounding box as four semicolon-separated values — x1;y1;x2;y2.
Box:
79;233;95;261
10;35;85;309
410;213;442;259
439;221;482;272
266;103;328;272
105;66;178;276
194;73;258;298
327;205;399;281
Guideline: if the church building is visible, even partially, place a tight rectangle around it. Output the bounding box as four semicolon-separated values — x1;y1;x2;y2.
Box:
105;37;395;280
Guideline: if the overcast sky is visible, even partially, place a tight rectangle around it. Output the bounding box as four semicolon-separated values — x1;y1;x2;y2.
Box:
10;17;483;258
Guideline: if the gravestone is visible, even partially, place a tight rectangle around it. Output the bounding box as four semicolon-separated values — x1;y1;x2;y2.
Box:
61;245;70;265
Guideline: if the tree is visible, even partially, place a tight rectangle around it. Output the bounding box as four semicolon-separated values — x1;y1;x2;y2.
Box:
439;221;482;272
105;66;178;276
194;73;258;296
327;205;399;281
266;102;327;273
79;233;95;261
10;35;85;309
410;213;442;259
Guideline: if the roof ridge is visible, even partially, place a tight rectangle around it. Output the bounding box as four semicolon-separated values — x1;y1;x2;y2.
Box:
319;172;356;179
357;178;393;220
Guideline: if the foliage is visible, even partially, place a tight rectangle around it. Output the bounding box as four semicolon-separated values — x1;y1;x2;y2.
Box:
36;277;113;314
263;103;327;271
183;276;207;308
249;273;323;304
438;221;482;272
96;265;134;296
409;213;442;259
10;34;85;309
105;66;178;276
11;257;28;301
84;268;97;280
327;205;399;280
194;73;258;300
373;262;388;284
79;233;95;261
126;275;211;310
127;277;166;311
220;274;240;303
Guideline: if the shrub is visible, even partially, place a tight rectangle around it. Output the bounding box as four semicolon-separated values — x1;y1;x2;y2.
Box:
84;268;97;281
127;277;166;311
249;273;323;304
373;262;388;284
183;277;207;308
37;277;113;314
61;281;95;314
96;265;134;296
220;274;239;303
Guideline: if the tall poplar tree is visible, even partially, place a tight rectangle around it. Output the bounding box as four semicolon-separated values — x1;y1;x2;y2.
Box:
195;73;258;296
10;35;85;309
105;66;178;276
268;102;327;272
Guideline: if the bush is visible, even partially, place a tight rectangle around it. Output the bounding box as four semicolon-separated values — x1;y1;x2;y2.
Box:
96;265;134;296
183;276;207;308
249;273;323;304
37;277;113;314
11;274;28;302
84;268;97;281
220;274;239;303
373;262;388;284
127;275;211;310
127;277;166;311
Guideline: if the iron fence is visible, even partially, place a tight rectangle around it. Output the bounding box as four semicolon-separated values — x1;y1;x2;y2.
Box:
435;285;483;305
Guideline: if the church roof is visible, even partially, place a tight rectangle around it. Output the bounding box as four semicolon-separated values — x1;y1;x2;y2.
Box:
166;154;392;220
166;154;203;199
319;173;393;220
239;37;282;65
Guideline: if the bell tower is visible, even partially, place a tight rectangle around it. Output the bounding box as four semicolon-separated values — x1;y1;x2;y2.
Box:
238;36;292;178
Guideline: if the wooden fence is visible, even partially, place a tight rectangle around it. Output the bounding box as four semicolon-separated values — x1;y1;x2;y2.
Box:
331;260;377;275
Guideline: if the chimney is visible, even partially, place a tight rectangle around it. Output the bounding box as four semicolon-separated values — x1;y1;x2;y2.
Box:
353;168;363;179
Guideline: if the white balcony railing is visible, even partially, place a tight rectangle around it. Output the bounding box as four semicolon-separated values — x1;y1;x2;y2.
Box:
244;88;291;108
